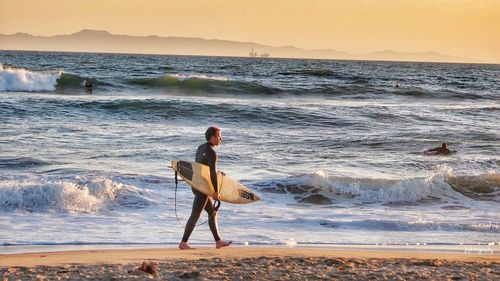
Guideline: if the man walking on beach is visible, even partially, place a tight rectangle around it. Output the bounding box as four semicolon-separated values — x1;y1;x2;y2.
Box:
179;126;232;250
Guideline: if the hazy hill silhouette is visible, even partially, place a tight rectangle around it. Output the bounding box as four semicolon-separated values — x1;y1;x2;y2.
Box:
0;29;468;63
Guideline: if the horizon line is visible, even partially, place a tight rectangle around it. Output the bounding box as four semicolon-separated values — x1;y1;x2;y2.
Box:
3;49;496;66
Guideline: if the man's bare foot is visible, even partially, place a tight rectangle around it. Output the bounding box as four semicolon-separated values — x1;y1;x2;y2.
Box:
215;240;232;249
179;241;195;250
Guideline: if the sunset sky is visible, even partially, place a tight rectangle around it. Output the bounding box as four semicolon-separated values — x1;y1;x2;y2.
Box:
1;0;499;63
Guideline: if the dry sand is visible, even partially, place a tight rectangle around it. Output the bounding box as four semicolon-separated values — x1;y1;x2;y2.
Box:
1;246;499;280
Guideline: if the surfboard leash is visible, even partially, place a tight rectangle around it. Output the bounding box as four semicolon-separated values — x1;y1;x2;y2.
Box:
173;169;222;227
174;170;183;225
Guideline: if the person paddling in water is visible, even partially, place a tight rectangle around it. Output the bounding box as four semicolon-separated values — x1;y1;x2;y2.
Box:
179;126;232;250
424;143;451;155
82;79;93;93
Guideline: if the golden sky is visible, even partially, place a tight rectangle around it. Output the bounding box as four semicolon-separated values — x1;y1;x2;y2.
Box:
1;0;499;63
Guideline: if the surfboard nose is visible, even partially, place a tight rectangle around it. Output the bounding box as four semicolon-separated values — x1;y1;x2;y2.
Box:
253;194;262;202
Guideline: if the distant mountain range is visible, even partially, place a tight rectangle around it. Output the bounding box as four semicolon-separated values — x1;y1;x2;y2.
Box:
0;29;469;63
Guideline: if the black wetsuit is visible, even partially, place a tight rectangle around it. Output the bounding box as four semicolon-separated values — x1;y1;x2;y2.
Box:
427;147;450;155
181;142;220;242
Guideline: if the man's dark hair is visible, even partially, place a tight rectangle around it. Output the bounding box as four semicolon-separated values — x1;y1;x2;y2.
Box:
205;127;221;142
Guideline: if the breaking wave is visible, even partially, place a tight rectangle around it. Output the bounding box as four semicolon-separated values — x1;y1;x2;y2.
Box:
0;64;61;92
0;176;156;213
0;63;99;92
252;166;500;205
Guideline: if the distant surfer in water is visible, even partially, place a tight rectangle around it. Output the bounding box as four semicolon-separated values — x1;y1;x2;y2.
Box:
179;126;232;250
82;80;93;93
424;143;451;155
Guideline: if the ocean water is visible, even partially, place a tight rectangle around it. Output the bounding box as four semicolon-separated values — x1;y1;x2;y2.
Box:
0;51;499;251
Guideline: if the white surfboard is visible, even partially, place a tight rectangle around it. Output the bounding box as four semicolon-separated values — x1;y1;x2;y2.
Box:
171;160;261;204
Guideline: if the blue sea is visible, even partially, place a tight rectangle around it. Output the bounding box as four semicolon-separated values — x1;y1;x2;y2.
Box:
0;51;499;252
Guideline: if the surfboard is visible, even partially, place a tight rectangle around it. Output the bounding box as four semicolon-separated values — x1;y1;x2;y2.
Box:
171;160;261;204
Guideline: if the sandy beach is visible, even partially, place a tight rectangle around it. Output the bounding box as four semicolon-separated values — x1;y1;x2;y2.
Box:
1;246;499;280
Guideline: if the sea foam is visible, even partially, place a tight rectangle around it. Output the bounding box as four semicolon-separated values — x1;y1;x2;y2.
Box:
0;176;153;213
0;64;61;92
253;166;499;205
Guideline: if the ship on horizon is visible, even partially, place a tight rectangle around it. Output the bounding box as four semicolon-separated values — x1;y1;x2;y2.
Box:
249;47;270;58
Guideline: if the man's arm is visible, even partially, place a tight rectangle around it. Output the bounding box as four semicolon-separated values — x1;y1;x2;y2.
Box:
207;149;218;193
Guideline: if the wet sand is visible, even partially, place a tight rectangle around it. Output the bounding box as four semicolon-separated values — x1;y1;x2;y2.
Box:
1;246;499;280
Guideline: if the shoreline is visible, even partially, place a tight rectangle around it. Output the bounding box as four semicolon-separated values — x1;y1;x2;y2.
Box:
1;245;499;267
1;243;499;255
1;246;499;280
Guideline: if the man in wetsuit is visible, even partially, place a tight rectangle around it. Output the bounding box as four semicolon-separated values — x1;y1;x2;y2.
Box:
179;127;232;250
